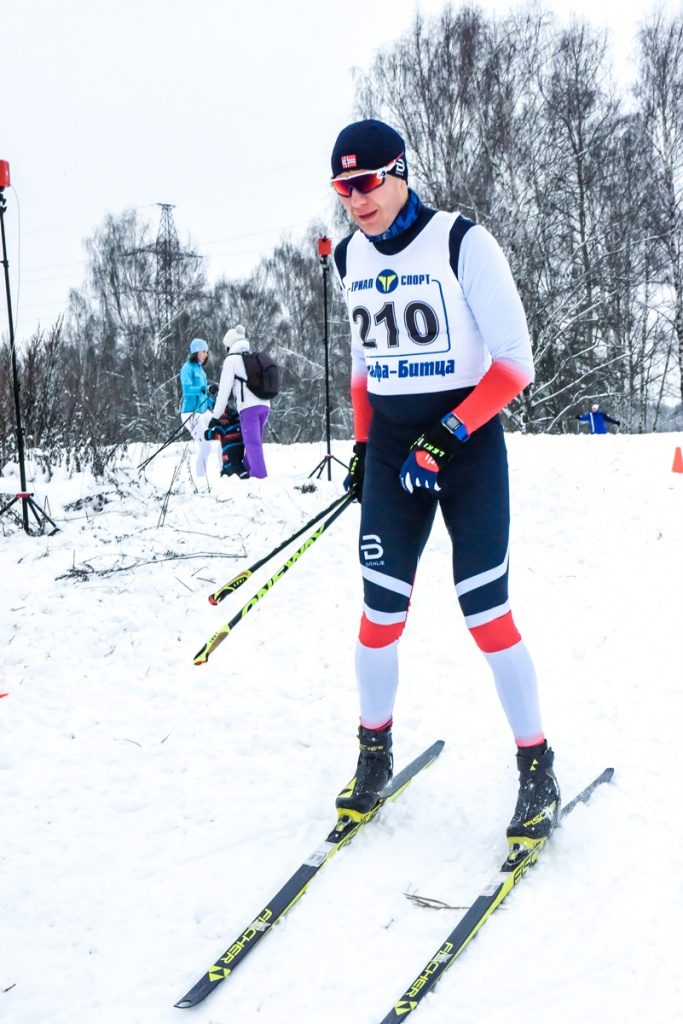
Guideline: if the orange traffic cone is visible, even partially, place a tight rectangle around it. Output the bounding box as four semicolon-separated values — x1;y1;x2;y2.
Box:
673;447;683;474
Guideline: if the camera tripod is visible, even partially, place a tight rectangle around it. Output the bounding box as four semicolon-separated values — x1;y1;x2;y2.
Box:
308;236;349;482
0;164;59;535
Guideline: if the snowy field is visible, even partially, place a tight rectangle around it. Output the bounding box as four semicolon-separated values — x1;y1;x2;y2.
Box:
1;430;681;1024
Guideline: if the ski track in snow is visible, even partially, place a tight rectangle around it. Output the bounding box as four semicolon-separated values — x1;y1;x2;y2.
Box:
1;433;681;1024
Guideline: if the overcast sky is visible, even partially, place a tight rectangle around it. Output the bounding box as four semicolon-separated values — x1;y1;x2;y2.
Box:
1;0;674;343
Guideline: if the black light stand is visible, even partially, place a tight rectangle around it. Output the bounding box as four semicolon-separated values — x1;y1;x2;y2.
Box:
309;235;348;482
0;161;59;535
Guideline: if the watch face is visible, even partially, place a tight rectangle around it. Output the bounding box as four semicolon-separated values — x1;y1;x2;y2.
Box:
441;413;469;442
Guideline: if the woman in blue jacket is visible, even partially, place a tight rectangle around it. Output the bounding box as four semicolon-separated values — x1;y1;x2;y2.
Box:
179;338;220;478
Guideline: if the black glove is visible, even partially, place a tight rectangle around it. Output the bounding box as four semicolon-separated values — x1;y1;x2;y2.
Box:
204;417;221;440
208;383;219;397
399;414;468;494
344;442;367;501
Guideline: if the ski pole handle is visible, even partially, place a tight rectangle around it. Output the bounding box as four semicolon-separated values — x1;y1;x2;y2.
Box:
208;492;351;604
194;494;354;665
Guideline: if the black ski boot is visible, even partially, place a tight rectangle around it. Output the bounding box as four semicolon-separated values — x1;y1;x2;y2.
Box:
506;743;560;852
336;724;393;821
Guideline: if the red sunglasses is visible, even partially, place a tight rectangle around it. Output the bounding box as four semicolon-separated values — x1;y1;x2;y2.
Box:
330;157;401;197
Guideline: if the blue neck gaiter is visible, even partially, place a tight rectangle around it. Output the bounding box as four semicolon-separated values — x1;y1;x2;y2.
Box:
364;188;422;243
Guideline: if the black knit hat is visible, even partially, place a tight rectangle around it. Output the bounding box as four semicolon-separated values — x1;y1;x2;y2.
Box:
331;119;408;180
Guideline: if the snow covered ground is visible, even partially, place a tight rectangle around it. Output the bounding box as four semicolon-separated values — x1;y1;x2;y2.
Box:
1;431;681;1024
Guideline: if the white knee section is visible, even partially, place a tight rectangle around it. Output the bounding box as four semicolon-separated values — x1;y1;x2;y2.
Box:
483;639;544;746
355;640;399;729
181;412;221;477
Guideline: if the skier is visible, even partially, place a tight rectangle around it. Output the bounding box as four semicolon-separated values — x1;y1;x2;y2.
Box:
211;325;270;479
179;338;221;478
330;119;559;851
577;404;621;434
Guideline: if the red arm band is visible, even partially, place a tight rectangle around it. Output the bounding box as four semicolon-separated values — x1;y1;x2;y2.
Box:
351;374;373;442
454;359;532;435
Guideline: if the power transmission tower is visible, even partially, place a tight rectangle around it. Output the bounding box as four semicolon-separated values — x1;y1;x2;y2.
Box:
155;204;198;331
131;204;201;336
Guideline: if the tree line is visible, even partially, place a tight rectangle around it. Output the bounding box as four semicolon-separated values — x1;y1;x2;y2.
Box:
0;213;353;471
1;4;682;474
354;4;683;432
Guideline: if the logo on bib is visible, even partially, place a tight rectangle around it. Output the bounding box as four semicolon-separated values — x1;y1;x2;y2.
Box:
375;269;399;294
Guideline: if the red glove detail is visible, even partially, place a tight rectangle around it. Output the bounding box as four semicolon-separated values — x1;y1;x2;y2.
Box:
416;451;439;472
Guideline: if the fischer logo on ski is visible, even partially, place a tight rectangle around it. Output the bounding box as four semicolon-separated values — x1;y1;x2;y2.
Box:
174;740;444;1009
377;767;614;1023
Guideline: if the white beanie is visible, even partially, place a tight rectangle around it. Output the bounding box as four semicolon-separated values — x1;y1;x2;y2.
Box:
223;324;247;350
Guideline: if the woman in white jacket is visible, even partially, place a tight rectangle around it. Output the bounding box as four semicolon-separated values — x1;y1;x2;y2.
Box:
213;325;270;478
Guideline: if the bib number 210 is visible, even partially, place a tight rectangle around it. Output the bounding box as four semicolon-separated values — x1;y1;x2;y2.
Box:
352;301;439;350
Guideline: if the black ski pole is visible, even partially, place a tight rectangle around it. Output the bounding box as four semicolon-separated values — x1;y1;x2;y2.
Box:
138;421;189;471
194;493;354;665
208;491;352;605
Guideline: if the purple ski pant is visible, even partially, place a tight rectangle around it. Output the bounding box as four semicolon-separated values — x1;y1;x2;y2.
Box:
239;404;270;478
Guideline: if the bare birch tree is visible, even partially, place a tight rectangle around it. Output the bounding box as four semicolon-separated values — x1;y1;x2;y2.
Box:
636;10;683;404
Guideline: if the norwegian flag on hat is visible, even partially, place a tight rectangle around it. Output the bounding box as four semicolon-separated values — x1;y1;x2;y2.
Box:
341;154;357;169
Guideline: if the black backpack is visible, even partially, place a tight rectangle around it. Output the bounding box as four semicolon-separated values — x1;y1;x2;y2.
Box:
238;352;280;401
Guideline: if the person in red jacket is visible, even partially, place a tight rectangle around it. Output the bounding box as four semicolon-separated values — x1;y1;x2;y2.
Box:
331;119;559;851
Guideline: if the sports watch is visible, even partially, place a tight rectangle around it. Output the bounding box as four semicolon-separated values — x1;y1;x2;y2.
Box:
440;412;470;442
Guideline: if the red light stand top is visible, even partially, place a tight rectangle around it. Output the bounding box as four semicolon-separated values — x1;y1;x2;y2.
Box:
318;235;332;258
0;160;10;189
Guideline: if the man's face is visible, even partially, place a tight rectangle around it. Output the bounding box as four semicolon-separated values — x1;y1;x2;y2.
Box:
336;172;408;235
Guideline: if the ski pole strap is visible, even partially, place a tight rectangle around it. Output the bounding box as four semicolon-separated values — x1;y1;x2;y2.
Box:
209;491;352;605
194;493;354;666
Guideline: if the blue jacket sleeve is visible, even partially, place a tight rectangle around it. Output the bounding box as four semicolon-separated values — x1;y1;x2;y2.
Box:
180;362;209;413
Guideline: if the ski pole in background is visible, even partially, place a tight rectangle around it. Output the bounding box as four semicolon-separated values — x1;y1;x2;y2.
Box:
194;493;354;666
138;421;188;471
208;491;352;605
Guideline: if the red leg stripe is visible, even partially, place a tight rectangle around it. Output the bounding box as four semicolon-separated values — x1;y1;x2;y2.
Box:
358;613;406;649
469;610;522;653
